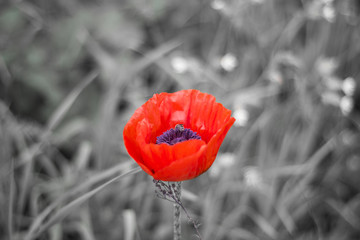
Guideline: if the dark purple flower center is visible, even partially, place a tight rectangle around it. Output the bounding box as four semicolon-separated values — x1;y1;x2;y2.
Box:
156;124;202;145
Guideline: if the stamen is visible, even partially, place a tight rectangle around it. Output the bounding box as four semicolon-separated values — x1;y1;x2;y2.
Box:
156;124;201;145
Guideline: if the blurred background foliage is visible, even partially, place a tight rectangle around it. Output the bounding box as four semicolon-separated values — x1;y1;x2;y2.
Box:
1;0;360;239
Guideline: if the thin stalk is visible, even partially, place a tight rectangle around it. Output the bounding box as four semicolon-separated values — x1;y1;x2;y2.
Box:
173;182;181;240
153;180;202;239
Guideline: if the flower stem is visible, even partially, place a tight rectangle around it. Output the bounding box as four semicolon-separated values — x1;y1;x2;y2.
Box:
153;180;201;239
173;182;181;240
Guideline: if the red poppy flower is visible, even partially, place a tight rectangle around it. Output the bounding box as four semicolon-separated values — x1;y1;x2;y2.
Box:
123;89;235;181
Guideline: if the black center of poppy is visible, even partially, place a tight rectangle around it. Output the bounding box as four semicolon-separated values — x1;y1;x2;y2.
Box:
156;124;202;145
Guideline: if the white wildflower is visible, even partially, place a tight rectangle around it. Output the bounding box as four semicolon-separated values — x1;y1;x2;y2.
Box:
233;107;250;127
322;4;336;22
342;77;356;96
340;96;354;115
171;56;189;74
211;0;226;10
220;53;238;72
243;166;264;190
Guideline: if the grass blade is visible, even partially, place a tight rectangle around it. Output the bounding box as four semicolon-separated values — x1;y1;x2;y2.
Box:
44;70;99;138
8;158;14;240
26;167;141;240
24;163;140;240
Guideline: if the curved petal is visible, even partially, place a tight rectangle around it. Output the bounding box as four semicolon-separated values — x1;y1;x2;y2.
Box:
204;116;236;171
185;91;233;143
126;90;194;145
123;117;144;166
141;139;206;173
153;144;208;181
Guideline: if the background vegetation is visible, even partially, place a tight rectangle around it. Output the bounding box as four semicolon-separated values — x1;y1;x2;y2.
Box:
1;0;360;239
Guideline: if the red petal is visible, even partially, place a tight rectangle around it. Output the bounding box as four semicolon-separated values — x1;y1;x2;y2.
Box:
204;116;235;171
123;117;144;166
141;139;206;174
186;91;233;143
152;143;208;181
